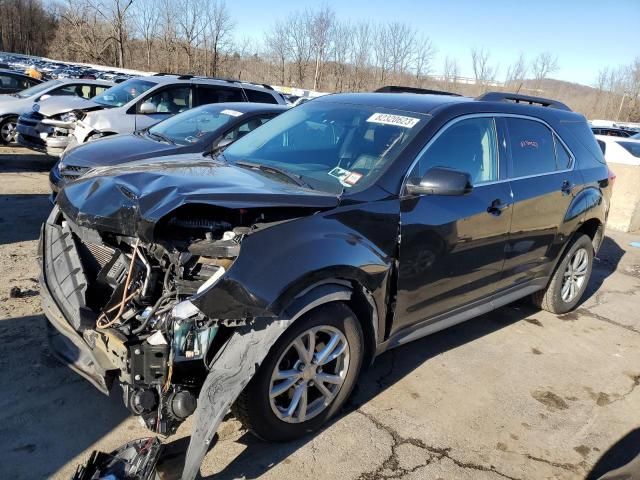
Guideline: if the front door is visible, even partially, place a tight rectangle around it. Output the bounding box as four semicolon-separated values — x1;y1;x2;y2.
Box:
394;115;512;335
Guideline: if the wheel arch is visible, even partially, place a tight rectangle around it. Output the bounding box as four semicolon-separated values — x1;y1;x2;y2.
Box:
279;278;380;368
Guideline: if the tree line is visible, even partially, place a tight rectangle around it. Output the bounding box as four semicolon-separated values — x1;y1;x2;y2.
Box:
4;0;640;121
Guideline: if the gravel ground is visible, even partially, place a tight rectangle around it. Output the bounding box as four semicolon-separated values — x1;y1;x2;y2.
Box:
0;148;639;480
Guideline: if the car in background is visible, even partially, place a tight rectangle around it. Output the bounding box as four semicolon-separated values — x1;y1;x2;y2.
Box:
16;82;115;153
49;102;287;195
595;134;640;165
0;68;41;95
0;78;112;144
49;75;285;153
591;126;634;138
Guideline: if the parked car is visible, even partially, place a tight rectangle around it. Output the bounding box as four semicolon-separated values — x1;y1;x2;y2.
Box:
34;74;286;156
591;126;634;137
595;134;640;166
49;102;287;195
0;78;112;144
0;68;41;96
40;90;611;480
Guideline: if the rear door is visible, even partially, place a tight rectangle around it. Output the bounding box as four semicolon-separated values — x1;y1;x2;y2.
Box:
500;115;582;287
394;115;513;334
194;85;246;106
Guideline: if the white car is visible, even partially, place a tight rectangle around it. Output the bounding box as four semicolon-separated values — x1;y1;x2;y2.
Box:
595;134;640;166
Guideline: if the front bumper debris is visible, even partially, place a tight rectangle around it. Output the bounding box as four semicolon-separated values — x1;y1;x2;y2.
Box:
39;208;115;393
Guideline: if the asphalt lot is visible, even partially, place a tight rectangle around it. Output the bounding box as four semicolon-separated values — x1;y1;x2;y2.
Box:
0;149;639;480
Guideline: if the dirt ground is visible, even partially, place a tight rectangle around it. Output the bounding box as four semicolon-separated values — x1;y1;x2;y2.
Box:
1;148;639;480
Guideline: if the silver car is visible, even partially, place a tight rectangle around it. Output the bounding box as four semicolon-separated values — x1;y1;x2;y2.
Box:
49;75;286;154
1;79;112;144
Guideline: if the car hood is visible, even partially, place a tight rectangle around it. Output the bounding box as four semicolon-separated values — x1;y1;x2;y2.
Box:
56;156;341;241
62;132;178;167
37;96;100;117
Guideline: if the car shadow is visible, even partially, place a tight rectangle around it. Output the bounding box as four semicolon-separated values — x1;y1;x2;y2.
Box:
0;314;130;480
0;151;56;173
587;428;640;479
580;235;626;305
0;194;52;244
178;301;541;480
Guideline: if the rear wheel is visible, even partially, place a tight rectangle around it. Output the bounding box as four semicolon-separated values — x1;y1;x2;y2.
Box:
233;302;364;442
0;116;18;144
532;233;593;314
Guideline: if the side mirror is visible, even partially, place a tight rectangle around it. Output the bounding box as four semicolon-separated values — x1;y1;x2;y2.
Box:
38;94;51;101
139;102;157;114
405;167;473;196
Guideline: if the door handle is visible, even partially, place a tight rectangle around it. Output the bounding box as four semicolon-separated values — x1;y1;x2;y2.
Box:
561;180;573;195
487;198;510;216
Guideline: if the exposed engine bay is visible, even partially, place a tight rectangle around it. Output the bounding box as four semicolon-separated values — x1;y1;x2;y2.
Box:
46;204;289;436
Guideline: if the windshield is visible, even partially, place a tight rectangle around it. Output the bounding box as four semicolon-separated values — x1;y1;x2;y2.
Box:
92;78;155;108
16;80;60;98
148;104;242;146
631;132;640;140
223;101;425;194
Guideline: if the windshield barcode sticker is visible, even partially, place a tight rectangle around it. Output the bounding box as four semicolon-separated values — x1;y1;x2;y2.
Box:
367;113;419;128
221;109;243;117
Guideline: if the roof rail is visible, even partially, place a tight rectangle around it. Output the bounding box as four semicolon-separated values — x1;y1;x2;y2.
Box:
477;92;571;111
375;85;460;96
177;74;194;80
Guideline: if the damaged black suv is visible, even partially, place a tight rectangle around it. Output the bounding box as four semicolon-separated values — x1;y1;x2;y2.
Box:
39;90;611;479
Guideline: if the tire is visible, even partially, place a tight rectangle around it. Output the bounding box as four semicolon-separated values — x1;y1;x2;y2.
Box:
0;116;18;145
233;302;364;442
532;233;593;314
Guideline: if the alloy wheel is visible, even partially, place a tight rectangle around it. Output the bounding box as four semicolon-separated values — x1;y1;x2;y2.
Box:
269;325;350;424
1;120;17;143
561;247;589;302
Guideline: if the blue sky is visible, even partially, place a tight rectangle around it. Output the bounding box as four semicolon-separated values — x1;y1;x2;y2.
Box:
227;0;639;86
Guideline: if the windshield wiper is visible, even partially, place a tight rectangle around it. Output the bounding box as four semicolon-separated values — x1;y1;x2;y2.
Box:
148;131;175;144
235;160;313;189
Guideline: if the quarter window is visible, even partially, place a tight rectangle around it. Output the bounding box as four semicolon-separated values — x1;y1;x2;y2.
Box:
506;118;556;177
245;89;279;104
413;116;499;184
554;135;572;169
197;86;244;105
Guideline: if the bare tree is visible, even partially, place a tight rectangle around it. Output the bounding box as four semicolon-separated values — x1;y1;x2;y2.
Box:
330;21;352;91
349;21;371;90
442;55;460;85
90;0;134;68
372;23;390;83
412;35;436;83
176;0;207;72
204;0;235;77
387;22;416;76
132;0;160;70
287;12;312;86
264;20;290;85
504;52;527;91
471;47;497;88
531;51;559;86
308;5;334;90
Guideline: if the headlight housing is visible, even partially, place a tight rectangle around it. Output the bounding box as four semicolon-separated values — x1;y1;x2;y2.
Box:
60;111;78;123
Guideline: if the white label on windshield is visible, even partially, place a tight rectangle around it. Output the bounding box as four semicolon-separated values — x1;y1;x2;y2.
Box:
221;109;243;117
367;112;419;128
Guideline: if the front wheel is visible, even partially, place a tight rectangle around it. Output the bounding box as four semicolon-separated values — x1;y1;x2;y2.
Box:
233;302;364;442
0;116;18;144
533;233;593;314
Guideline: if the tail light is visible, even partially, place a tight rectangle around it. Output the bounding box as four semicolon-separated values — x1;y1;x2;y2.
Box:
607;166;616;190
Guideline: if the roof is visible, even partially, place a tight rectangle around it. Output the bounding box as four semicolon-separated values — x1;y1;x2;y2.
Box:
314;91;583;122
148;74;277;93
195;102;287;114
315;92;468;114
57;78;114;86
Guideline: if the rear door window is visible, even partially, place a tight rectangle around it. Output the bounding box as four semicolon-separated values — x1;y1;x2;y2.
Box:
506;118;557;177
196;86;245;105
245;89;278;104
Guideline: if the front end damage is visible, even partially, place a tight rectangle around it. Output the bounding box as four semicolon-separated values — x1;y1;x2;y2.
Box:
39;202;314;478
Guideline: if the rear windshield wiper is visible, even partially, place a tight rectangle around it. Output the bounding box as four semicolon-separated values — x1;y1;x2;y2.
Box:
235;160;313;189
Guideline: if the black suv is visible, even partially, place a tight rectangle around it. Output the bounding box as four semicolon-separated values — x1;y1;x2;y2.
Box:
39;90;611;479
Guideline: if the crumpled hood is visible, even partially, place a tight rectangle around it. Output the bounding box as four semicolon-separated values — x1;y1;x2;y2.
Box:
56;156;340;240
62;132;176;168
37;96;101;117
